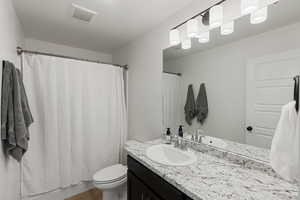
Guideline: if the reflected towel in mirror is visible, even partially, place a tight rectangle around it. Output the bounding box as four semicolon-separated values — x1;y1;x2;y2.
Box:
195;83;208;124
184;84;196;126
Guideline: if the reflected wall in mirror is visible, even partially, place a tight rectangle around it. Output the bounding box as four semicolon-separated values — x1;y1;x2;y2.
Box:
162;0;300;149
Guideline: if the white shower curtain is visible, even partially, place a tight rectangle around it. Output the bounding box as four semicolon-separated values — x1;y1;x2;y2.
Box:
162;73;181;133
21;54;127;197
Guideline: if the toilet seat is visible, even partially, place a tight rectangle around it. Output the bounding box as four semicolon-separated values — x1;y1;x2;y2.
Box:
93;164;127;184
94;176;127;184
94;179;125;185
94;176;127;185
94;176;127;190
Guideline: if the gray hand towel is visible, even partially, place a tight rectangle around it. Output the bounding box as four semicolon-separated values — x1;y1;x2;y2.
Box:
184;84;196;126
17;69;34;131
1;61;33;161
196;83;208;124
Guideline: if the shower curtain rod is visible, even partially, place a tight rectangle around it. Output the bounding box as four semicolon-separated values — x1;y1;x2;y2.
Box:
16;47;128;70
163;71;181;76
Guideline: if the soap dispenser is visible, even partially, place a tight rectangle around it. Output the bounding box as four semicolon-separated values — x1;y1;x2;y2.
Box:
165;128;171;144
178;125;184;138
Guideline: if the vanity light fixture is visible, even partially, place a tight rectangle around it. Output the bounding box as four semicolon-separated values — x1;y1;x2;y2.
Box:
268;0;279;4
209;5;223;28
187;18;199;38
241;0;259;15
221;21;234;35
169;0;226;47
169;29;181;46
169;0;277;49
198;31;210;43
250;7;268;24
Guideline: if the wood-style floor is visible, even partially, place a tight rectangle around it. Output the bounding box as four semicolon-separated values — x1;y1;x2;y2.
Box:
65;188;102;200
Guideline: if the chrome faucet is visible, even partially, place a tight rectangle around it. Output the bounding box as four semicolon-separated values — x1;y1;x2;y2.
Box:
191;130;205;143
173;136;188;151
198;135;205;143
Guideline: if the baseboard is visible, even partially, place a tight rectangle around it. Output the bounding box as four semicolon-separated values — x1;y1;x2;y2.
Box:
65;188;102;200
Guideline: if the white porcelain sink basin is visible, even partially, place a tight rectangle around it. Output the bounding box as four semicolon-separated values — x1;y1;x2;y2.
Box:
146;144;197;166
202;136;228;149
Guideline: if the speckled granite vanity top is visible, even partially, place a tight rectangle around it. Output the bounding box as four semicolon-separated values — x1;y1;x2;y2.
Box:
125;139;299;200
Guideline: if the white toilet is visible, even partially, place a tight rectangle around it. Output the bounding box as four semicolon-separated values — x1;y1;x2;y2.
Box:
93;164;127;200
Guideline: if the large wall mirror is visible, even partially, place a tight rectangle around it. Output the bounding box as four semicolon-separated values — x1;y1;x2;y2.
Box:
162;0;300;149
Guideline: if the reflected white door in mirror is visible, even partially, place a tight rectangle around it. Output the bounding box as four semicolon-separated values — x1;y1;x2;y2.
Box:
246;49;300;149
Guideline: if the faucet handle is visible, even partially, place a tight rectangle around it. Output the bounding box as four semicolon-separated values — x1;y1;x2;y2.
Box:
181;139;188;151
195;132;199;141
173;135;179;148
190;132;205;143
198;135;205;143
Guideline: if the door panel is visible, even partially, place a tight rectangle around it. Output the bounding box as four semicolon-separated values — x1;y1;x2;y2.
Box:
255;111;280;129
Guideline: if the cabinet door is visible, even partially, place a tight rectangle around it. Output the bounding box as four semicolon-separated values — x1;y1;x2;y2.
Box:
128;171;161;200
128;156;184;200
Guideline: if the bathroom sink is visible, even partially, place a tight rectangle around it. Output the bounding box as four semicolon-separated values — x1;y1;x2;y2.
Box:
201;136;228;149
146;144;197;166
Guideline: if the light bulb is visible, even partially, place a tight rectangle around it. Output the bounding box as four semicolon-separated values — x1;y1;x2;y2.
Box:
210;5;223;28
251;7;268;24
181;38;191;49
221;21;234;35
241;0;259;15
187;18;199;38
169;29;180;46
198;31;210;43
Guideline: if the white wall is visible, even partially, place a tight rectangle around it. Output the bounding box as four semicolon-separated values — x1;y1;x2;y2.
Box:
113;0;221;141
0;0;24;200
25;38;112;62
164;22;300;143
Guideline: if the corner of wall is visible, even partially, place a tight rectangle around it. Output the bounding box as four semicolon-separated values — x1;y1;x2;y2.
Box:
0;0;25;199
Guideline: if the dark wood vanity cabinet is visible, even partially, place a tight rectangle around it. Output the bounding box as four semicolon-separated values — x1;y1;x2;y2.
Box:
127;156;193;200
128;171;161;200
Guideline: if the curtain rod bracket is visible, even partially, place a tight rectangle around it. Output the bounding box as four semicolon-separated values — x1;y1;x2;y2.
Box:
17;46;23;55
122;65;129;70
163;71;181;76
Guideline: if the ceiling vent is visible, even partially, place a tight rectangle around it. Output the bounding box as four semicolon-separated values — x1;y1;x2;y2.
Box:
72;4;97;23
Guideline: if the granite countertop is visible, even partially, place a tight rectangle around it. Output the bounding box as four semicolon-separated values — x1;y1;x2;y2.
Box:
210;138;271;163
183;135;270;163
125;139;299;200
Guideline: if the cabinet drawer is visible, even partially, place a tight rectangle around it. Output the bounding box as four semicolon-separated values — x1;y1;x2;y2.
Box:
128;156;184;200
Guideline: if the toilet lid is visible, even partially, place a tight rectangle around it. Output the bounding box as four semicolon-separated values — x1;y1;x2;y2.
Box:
93;164;127;183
